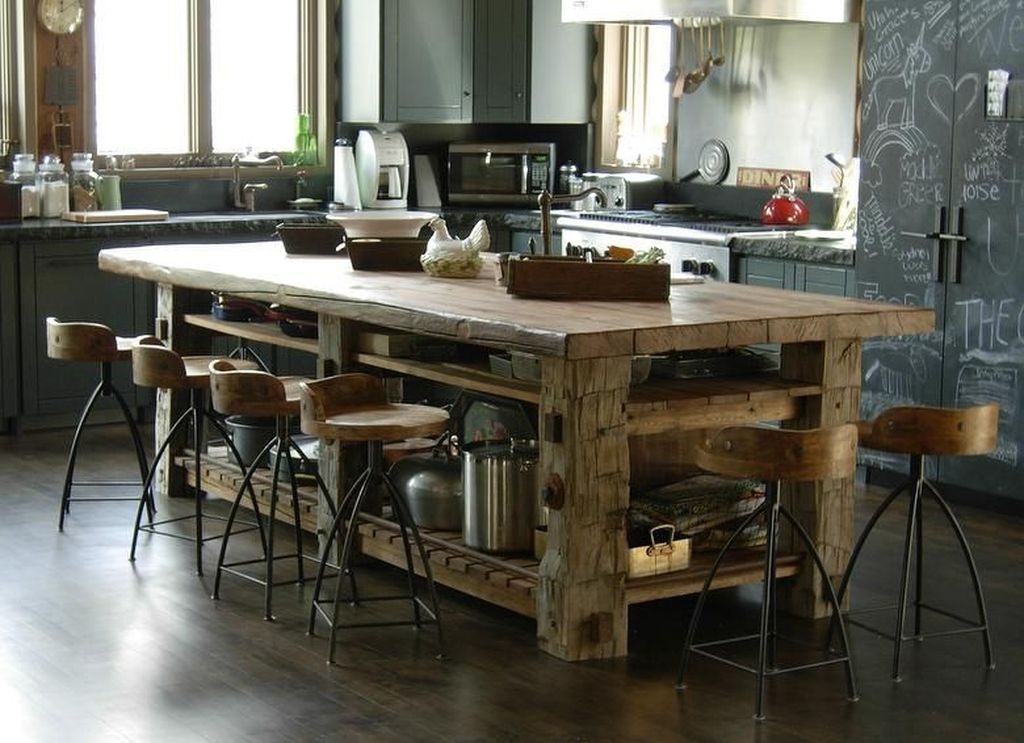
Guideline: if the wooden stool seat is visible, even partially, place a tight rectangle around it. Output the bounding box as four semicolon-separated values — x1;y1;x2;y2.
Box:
837;403;998;681
207;360;335;620
129;338;259;575
677;424;859;721
44;317;152;531
301;373;447;662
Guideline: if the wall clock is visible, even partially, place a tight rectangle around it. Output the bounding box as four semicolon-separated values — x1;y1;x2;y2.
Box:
37;0;84;36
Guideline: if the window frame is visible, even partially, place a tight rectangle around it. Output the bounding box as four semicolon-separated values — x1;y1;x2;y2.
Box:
593;21;678;180
13;0;335;178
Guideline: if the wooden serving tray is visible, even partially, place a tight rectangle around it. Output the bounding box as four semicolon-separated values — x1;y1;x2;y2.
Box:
505;256;670;301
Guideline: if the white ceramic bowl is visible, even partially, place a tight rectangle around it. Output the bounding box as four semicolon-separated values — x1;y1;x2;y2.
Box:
325;210;436;238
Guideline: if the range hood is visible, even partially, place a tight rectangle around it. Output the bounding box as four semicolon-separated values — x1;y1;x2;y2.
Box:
561;0;859;24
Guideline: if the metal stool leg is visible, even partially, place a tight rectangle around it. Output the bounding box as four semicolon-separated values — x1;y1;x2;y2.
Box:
923;479;995;669
754;485;781;721
59;360;154;530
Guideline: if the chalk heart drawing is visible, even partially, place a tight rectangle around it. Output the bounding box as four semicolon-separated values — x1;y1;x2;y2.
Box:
926;73;979;125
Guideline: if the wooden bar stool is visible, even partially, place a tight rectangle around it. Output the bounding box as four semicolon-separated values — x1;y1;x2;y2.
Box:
301;373;448;663
46;317;154;531
836;404;998;681
208;360;337;620
676;424;859;721
129;336;259;575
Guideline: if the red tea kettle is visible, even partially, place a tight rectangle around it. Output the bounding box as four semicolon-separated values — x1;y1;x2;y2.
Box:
761;174;810;226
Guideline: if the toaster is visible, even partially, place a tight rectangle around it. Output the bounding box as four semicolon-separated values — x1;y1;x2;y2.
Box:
594;172;665;210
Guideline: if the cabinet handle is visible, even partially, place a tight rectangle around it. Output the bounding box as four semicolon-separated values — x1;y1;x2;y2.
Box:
946;206;967;284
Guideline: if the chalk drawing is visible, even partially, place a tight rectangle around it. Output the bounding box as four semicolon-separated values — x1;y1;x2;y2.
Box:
862;24;934;171
985;213;1022;276
925;73;980;125
954;363;1018;465
863;339;940;401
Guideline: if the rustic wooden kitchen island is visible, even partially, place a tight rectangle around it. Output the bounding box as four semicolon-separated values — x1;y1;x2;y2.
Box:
99;241;933;662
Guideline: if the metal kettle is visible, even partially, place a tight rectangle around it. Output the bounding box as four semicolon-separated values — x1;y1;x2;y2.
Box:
760;174;810;226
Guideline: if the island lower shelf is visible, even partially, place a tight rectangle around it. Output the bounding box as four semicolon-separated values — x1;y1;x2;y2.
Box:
180;452;802;618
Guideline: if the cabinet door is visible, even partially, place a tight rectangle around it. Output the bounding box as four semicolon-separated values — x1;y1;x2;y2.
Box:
19;239;153;419
936;0;1024;498
796;264;854;297
383;0;474;122
736;256;791;289
473;0;529;122
0;244;17;424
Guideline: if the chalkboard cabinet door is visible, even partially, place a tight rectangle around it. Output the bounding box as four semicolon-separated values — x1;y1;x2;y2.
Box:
0;244;17;427
857;0;1024;502
383;0;474;123
18;238;153;421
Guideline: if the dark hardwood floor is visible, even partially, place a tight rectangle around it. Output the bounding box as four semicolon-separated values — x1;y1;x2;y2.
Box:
1;424;1021;742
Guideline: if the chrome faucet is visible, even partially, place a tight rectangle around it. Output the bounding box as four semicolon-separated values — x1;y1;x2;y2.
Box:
538;188;607;256
231;149;284;211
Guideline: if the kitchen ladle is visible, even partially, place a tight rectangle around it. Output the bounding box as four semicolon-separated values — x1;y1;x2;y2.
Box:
682;24;707;93
712;22;726;66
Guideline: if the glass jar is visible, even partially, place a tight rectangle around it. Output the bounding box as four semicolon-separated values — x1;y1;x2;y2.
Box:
70;152;99;211
38;156;69;218
11;153;39;218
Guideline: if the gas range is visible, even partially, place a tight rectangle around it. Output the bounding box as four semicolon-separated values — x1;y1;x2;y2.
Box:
558;209;772;282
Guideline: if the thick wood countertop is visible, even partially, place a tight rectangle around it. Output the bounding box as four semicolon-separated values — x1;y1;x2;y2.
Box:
99;241;934;358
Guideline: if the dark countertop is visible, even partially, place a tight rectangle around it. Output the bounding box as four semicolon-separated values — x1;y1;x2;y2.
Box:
729;234;856;266
0;208;855;267
0;211;326;242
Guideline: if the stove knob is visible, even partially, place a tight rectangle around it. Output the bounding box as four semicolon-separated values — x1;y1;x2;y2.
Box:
681;258;699;273
698;261;716;276
614;195;624;208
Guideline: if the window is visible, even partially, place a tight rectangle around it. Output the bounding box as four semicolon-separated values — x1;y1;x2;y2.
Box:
88;0;326;167
595;23;675;176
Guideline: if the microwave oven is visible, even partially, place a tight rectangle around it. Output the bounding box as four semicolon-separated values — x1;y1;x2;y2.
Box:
447;142;555;205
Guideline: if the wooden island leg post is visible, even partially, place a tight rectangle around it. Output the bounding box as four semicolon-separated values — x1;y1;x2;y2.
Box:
537;355;633;661
779;337;862;617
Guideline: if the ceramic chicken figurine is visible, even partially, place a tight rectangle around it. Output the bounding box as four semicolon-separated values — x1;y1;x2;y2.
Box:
420;217;489;277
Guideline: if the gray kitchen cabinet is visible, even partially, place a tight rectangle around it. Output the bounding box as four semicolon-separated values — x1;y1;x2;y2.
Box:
342;0;474;123
0;244;18;429
473;0;529;123
18;238;153;423
474;0;591;123
736;256;853;297
340;0;589;124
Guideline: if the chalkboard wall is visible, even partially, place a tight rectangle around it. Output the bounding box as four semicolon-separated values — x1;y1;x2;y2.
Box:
857;0;1024;505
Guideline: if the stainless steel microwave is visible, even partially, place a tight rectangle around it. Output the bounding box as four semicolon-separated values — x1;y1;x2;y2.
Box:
447;142;556;205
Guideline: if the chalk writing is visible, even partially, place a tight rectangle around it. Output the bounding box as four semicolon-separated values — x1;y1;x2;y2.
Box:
857;193;899;257
955;297;1024;352
959;0;1012;46
985;213;1022;275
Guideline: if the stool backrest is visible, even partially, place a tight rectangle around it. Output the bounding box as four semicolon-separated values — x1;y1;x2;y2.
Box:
858;404;999;456
299;373;387;438
46;316;119;362
131;336;188;389
695;424;858;483
208;359;287;417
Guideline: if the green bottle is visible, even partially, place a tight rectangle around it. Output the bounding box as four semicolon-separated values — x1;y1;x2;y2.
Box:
294;113;317;166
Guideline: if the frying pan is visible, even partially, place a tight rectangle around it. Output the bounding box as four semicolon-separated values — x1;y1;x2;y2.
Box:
680;138;730;184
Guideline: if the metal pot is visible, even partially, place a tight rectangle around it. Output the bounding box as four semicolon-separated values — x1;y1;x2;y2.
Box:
462;438;540;554
388;446;463;531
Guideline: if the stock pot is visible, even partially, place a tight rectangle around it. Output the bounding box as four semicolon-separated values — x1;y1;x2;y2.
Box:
462;439;541;554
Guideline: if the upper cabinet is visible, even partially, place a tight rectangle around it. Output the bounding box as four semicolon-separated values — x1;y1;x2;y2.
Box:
340;0;590;124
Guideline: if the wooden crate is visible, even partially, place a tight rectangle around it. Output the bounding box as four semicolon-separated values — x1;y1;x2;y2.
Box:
506;257;670;301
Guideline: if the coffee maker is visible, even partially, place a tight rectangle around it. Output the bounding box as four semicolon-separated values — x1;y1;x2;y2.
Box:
355;129;409;209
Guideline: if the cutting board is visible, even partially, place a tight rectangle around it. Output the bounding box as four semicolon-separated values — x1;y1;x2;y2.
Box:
62;208;170;223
